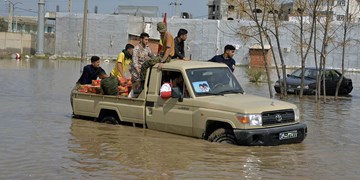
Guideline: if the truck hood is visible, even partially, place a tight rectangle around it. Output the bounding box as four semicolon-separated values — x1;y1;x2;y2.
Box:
195;94;297;114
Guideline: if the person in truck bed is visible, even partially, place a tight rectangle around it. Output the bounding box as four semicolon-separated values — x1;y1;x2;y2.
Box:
111;44;134;79
77;56;104;85
97;69;122;96
173;28;190;61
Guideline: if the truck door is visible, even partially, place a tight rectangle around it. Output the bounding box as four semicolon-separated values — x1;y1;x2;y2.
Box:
146;70;194;136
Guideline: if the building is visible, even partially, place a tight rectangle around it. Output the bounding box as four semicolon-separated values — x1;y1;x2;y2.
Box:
0;15;55;34
208;0;360;22
113;6;159;17
208;0;237;20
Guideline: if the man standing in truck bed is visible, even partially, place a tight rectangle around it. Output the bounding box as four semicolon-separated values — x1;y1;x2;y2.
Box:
173;28;190;61
139;22;175;81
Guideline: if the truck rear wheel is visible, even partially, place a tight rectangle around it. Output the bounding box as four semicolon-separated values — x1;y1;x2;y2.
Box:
208;128;237;145
100;116;119;125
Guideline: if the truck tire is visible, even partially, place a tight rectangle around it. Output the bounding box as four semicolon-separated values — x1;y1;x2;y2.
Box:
100;116;119;125
208;128;237;145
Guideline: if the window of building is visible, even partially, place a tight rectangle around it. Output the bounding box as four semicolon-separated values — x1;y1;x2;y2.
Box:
228;5;235;12
337;15;345;21
252;9;262;14
338;0;345;6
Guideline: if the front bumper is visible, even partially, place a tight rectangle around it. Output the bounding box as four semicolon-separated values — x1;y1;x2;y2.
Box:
274;86;315;95
233;123;307;146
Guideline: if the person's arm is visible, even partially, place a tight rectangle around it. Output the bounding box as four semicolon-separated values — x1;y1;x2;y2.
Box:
116;53;125;77
157;47;171;70
231;59;236;72
161;47;171;62
132;47;140;73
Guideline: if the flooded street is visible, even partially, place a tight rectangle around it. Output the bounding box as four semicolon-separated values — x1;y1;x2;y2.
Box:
1;59;360;179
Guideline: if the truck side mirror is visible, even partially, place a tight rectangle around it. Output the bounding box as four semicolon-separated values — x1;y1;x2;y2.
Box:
171;87;183;102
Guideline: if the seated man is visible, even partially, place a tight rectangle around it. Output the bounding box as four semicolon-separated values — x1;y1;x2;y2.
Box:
77;56;104;84
97;69;122;96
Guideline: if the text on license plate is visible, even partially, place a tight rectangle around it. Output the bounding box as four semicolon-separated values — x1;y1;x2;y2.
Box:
279;130;298;140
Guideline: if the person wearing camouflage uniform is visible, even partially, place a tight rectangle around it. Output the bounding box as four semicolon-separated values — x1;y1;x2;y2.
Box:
131;32;154;82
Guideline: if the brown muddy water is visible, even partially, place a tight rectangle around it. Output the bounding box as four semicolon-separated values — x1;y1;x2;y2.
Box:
0;59;359;179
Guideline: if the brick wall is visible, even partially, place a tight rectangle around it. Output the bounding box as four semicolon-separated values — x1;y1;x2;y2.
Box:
249;49;272;68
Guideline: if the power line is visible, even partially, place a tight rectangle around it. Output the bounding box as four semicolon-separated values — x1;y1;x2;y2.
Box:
16;7;37;14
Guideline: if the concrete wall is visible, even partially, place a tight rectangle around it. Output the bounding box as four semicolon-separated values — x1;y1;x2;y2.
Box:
0;32;55;57
44;33;55;55
55;13;360;70
0;32;36;56
55;13;130;58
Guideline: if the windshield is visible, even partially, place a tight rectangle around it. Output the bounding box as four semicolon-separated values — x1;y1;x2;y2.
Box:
186;67;244;97
291;68;317;79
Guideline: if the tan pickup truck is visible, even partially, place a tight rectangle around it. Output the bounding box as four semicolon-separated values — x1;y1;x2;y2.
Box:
71;60;307;146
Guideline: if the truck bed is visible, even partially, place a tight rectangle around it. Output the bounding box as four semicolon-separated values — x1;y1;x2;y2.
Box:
72;91;146;124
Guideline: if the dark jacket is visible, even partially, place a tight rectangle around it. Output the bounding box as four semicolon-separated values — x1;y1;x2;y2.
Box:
208;55;236;72
77;65;103;84
173;37;185;59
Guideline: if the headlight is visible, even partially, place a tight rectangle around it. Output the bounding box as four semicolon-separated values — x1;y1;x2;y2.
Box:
237;114;262;126
297;85;309;89
294;108;300;121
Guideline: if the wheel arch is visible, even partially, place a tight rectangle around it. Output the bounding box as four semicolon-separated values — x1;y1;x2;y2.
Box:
98;108;121;123
204;120;234;140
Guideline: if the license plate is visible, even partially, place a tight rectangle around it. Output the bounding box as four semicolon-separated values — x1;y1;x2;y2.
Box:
279;130;298;140
288;88;294;93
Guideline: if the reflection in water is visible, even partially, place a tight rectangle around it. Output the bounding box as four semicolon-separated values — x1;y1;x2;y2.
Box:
0;59;360;179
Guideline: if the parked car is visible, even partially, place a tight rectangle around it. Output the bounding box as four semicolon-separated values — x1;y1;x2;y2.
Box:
274;68;353;95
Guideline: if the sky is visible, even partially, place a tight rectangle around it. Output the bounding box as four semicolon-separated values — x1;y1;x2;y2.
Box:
1;0;209;19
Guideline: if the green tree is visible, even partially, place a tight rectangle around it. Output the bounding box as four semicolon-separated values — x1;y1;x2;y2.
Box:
0;19;8;32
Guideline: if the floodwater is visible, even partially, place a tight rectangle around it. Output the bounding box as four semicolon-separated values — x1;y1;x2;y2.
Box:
0;59;360;179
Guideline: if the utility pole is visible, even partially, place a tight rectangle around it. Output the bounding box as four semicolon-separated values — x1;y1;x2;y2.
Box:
7;2;13;32
68;0;72;13
81;0;88;62
170;0;182;17
36;0;45;56
6;0;22;32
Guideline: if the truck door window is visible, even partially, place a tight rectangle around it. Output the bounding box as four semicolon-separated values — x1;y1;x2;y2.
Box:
161;70;190;98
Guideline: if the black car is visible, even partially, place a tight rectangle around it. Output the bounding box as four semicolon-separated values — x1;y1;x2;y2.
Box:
274;68;353;95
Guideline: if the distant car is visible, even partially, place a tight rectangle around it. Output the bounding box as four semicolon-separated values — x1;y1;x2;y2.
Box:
274;68;353;95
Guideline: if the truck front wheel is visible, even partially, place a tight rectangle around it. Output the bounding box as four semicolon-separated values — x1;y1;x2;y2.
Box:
208;128;237;145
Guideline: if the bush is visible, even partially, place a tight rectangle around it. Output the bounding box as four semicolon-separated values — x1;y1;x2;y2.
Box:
247;68;266;82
